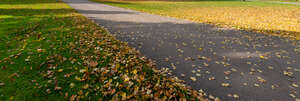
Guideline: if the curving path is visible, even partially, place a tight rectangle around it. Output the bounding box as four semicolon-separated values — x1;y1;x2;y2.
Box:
63;0;300;100
270;1;300;5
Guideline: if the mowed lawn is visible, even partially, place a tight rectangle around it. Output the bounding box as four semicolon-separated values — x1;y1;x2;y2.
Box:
258;0;300;2
92;0;300;40
0;0;207;100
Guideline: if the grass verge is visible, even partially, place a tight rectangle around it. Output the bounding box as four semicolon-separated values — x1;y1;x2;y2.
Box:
0;0;208;100
92;0;300;40
258;0;300;2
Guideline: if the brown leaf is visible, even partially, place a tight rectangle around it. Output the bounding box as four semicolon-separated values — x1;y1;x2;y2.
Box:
89;61;98;67
70;95;77;101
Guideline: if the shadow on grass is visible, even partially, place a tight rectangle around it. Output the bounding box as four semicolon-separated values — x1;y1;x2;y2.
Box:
0;15;83;100
0;0;60;4
0;8;137;16
0;8;74;16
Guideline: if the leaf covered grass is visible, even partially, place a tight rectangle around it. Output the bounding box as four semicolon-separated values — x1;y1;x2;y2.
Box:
0;0;208;100
92;0;300;40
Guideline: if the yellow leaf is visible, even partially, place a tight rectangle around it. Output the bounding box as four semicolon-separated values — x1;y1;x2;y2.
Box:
75;76;81;81
132;69;137;74
124;75;130;82
83;84;89;89
80;69;86;73
70;83;75;88
9;96;14;100
121;92;126;100
116;63;120;68
190;77;196;81
58;69;63;72
198;48;203;51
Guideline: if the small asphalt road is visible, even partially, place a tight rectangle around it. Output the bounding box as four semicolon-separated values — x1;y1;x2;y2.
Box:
63;0;300;100
269;1;300;5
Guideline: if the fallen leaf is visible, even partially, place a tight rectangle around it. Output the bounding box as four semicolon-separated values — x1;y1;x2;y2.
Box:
208;77;215;80
58;69;63;72
254;83;260;87
292;83;299;88
233;94;239;99
214;97;221;101
198;48;203;51
290;94;296;98
190;77;197;81
221;83;231;87
37;48;43;53
121;92;126;100
209;95;215;99
224;71;231;75
171;63;176;70
283;71;293;77
83;84;89;89
132;69;138;74
55;86;62;90
257;76;266;83
89;61;98;67
70;83;75;88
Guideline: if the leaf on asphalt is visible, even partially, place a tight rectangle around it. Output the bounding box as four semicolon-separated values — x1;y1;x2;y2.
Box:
233;94;239;99
259;55;265;59
283;71;293;77
224;71;231;75
254;83;260;87
289;93;296;98
268;66;274;70
171;63;176;70
208;77;215;80
221;83;231;87
292;83;299;88
257;76;266;83
190;77;197;81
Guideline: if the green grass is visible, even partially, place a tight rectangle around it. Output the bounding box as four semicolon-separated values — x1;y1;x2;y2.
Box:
92;0;300;40
258;0;300;2
0;0;207;100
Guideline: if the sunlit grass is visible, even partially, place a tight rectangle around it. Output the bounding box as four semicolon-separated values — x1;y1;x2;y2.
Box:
93;0;300;39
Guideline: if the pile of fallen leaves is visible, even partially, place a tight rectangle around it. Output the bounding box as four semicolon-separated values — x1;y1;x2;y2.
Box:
0;10;208;101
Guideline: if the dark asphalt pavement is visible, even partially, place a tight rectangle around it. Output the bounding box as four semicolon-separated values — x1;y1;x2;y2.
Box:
63;0;300;100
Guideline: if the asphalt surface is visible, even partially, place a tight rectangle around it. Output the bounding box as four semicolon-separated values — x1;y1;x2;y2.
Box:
63;0;300;100
272;1;300;5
